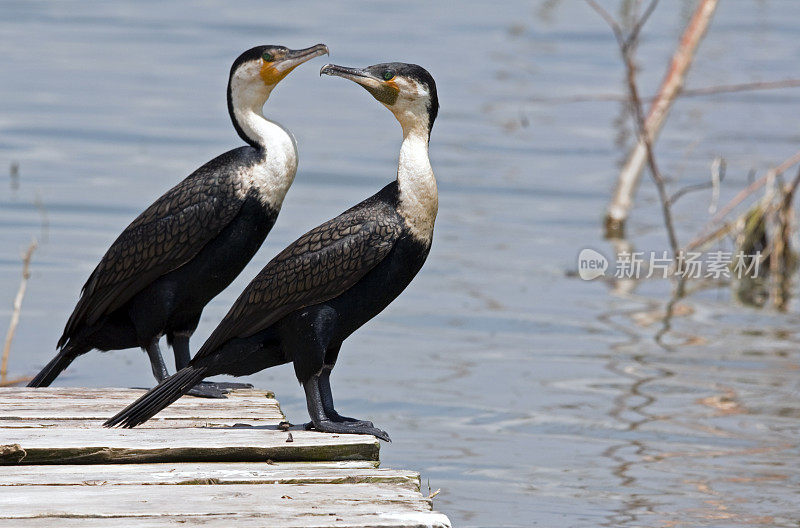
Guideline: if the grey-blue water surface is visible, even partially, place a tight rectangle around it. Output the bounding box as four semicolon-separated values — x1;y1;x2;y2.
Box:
2;1;800;526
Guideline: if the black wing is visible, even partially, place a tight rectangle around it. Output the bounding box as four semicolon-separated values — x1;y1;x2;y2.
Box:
195;193;403;359
59;149;254;347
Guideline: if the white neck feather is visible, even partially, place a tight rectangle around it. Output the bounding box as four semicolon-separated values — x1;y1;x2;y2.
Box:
230;77;298;207
396;124;437;243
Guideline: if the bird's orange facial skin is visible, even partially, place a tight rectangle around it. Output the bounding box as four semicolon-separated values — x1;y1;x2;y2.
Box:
260;62;295;85
384;79;399;93
378;80;400;105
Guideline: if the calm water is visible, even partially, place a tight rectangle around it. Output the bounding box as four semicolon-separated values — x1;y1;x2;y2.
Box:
3;1;800;526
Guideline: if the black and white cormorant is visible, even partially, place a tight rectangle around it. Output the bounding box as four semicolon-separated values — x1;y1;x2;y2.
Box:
28;44;329;397
105;62;439;441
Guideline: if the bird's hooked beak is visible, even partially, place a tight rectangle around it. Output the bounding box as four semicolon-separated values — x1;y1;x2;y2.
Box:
262;44;329;84
320;64;399;106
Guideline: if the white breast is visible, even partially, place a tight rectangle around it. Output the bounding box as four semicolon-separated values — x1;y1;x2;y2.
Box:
396;132;438;242
238;120;298;208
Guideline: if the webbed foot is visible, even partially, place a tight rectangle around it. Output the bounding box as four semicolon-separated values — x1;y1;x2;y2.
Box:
307;419;391;442
186;381;228;399
203;381;254;391
329;411;374;428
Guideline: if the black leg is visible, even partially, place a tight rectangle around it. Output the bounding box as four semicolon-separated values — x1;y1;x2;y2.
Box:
303;374;390;442
318;367;373;427
172;333;192;371
171;332;243;399
145;337;169;382
304;374;328;423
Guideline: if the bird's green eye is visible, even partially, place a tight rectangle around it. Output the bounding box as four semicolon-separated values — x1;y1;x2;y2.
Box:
382;70;395;81
262;52;274;62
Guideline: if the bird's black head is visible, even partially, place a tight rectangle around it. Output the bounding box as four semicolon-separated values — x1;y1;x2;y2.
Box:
227;44;328;146
229;43;329;91
320;62;438;136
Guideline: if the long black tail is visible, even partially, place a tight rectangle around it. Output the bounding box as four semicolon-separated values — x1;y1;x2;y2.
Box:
104;366;208;428
27;350;76;387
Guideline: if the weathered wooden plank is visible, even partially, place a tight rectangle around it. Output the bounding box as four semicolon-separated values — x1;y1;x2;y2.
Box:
0;428;379;464
0;387;274;399
0;484;451;528
0;514;451;528
0;387;284;421
0;387;379;464
0;418;282;428
0;405;284;421
0;387;452;527
0;461;417;489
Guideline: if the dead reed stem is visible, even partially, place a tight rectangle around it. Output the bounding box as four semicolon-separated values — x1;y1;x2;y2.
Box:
1;239;37;385
686;150;800;251
587;0;685;256
603;0;719;237
527;78;800;105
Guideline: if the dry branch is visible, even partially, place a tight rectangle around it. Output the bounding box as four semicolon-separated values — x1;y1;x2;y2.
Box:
622;36;681;256
587;0;681;255
1;239;37;385
686;150;800;251
527;78;800;104
604;0;719;237
0;376;32;388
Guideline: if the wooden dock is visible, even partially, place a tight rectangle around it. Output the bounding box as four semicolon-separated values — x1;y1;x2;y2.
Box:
0;387;451;527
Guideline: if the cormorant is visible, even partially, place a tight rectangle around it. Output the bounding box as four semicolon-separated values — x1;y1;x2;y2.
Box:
29;44;329;398
105;62;439;441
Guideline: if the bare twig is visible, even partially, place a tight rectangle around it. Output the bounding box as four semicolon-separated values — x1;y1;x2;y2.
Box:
585;0;625;44
784;164;800;200
527;78;800;104
603;0;719;237
678;78;800;99
708;157;724;214
655;273;688;344
625;0;660;50
667;157;726;207
0;375;32;388
425;478;441;500
588;0;681;254
624;45;681;255
1;239;37;385
9;162;20;191
589;0;720;341
33;190;50;243
686;150;800;251
764;166;800;310
770;183;794;310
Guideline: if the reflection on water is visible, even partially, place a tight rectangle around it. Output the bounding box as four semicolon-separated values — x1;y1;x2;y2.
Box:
2;1;800;526
594;301;800;526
